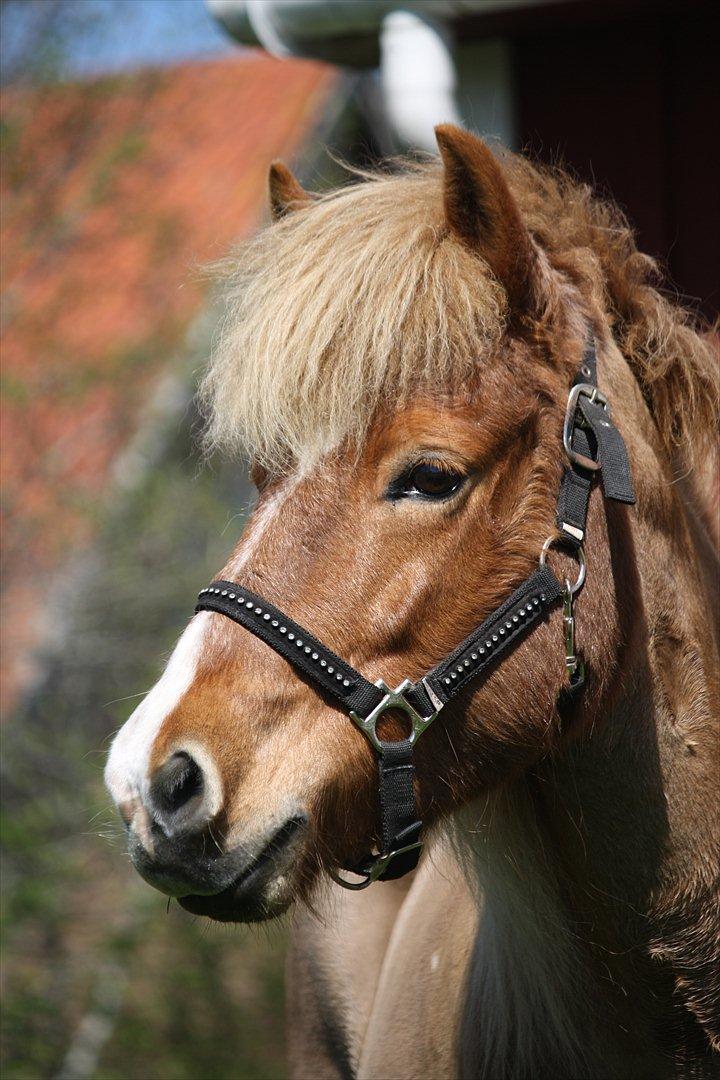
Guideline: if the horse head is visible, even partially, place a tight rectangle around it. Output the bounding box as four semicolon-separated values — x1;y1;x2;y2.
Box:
104;126;716;930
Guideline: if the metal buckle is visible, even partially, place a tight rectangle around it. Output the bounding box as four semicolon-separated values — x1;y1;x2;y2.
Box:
327;839;424;891
349;679;440;753
562;383;608;472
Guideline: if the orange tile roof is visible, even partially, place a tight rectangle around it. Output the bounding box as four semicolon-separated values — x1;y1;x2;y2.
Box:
0;54;337;712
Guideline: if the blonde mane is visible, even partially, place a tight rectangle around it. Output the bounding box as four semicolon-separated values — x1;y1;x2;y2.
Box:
200;152;718;475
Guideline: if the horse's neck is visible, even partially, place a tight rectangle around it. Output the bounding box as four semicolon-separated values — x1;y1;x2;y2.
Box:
458;509;720;1076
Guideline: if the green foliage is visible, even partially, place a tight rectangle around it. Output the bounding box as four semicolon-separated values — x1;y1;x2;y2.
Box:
88;129;147;205
0;372;30;404
0;116;27;190
1;361;287;1079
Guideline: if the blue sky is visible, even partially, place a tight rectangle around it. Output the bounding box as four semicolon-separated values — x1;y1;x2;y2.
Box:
1;0;237;84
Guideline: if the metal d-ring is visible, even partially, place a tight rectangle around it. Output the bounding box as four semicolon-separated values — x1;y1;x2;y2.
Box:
349;679;439;753
540;535;586;595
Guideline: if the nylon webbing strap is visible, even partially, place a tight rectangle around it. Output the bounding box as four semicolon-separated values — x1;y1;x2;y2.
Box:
196;582;384;715
578;339;598;385
557;341;635;545
195;583;433;722
378;740;416;846
335;739;422;884
425;565;563;704
375;741;421;880
557;455;593;543
196;573;563;720
577;396;635;504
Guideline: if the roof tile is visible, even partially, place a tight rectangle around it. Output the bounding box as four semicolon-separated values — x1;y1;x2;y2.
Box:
1;54;337;711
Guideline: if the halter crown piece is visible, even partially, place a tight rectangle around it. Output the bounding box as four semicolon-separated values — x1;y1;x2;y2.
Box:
196;337;635;889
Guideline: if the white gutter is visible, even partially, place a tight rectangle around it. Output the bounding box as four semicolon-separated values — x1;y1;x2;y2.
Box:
207;1;569;51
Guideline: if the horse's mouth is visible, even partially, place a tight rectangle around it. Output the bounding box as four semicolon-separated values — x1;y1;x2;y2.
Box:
178;815;306;923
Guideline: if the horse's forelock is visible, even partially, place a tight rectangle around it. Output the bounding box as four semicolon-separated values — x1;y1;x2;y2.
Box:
199;165;507;472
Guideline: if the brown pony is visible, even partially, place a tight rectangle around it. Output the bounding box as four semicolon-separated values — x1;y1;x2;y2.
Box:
105;126;719;1079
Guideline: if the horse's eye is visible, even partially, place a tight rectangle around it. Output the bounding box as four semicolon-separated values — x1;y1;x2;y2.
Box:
390;462;465;501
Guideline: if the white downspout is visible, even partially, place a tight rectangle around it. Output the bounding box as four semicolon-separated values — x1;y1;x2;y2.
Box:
379;10;461;153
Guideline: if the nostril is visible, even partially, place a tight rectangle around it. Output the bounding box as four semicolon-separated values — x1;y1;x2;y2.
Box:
149;752;205;832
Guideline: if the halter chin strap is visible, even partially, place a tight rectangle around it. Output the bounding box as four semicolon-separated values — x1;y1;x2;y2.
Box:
196;337;635;889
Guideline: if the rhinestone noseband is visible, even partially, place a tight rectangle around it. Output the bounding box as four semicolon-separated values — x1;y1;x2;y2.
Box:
196;337;635;888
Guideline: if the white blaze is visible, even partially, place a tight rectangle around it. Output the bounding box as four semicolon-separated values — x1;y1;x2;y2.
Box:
104;612;211;807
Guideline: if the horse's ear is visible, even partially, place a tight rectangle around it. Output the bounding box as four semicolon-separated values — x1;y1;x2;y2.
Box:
268;161;312;220
435;124;536;312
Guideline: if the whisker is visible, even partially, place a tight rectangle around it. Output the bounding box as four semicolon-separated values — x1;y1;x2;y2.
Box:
103;690;151;709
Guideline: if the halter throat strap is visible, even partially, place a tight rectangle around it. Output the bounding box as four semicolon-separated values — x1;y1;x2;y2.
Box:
195;338;635;888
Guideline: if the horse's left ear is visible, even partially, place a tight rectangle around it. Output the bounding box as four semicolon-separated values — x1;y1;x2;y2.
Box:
268;161;312;220
435;124;537;312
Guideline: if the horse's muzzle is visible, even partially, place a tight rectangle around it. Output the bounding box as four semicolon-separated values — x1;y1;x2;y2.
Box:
122;759;309;921
177;815;308;922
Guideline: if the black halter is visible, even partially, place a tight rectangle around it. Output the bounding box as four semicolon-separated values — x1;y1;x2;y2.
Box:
196;338;635;889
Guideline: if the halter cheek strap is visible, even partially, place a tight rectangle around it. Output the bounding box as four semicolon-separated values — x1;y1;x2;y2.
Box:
195;338;635;889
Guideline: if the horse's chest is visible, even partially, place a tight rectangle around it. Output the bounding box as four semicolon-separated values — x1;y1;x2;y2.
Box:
287;852;476;1079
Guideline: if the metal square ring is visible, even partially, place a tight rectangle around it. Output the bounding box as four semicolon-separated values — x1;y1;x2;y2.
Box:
349;679;438;752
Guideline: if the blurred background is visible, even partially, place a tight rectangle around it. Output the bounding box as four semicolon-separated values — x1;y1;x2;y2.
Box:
1;1;717;1077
